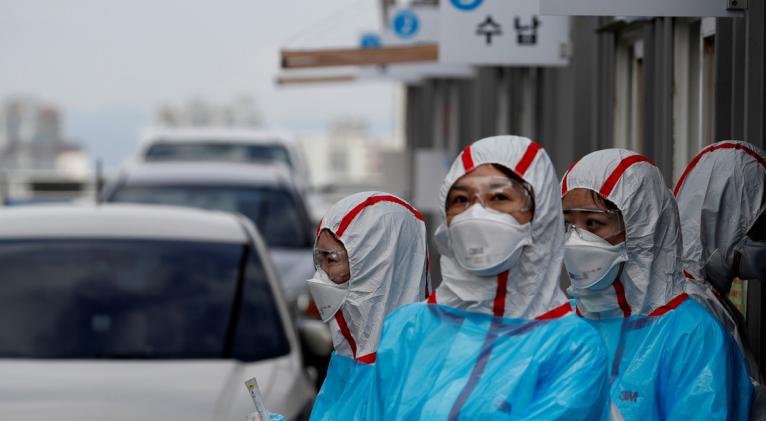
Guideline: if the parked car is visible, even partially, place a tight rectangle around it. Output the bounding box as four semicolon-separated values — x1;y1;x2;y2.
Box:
105;161;316;308
0;204;317;421
133;128;310;191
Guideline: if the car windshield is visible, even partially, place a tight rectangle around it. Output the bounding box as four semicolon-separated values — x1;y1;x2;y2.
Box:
109;185;312;248
144;142;293;168
0;239;290;361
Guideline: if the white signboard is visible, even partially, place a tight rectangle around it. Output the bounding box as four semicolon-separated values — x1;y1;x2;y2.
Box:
358;5;476;83
440;0;570;66
540;0;744;18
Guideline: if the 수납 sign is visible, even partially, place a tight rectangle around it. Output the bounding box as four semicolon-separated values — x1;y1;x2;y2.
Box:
440;0;570;66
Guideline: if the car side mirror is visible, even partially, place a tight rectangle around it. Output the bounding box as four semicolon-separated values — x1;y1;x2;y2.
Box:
298;319;332;357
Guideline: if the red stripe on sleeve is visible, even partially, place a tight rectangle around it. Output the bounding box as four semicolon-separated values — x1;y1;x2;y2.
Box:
334;310;357;358
648;293;689;317
535;302;573;320
514;141;542;177
335;195;424;237
461;145;475;173
600;155;654;198
674;142;766;196
613;279;632;318
492;271;509;318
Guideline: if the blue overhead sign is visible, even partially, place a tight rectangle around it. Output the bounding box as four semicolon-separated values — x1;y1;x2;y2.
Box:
392;10;420;38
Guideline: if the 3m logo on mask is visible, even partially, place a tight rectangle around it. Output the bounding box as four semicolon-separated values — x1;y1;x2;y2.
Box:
467;246;485;256
619;390;638;402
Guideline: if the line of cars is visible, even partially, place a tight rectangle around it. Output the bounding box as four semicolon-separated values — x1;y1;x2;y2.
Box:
0;128;330;420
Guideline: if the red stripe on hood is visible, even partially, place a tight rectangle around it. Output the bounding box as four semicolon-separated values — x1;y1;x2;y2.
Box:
514;141;542;177
335;195;424;238
648;293;689;317
461;145;475;173
334;310;357;358
600;155;654;198
674;142;766;196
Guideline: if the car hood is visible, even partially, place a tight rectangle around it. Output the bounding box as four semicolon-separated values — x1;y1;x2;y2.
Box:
0;358;284;421
270;248;314;303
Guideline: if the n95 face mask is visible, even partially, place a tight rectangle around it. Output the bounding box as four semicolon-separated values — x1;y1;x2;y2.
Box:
306;268;349;322
564;226;628;290
445;203;532;276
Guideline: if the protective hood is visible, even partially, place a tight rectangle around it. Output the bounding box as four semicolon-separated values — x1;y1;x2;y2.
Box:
315;192;430;362
674;140;766;291
431;135;569;319
561;149;685;316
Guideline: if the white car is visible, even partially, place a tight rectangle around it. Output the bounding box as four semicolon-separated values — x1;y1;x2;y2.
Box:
0;204;316;421
134;128;310;191
105;161;316;307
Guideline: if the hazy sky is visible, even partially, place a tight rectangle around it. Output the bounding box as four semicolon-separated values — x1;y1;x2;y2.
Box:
0;0;398;169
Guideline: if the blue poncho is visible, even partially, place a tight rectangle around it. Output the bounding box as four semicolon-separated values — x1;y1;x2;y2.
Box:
588;296;752;420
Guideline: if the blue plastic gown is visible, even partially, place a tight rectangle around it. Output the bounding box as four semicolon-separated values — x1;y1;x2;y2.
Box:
309;352;375;421
364;302;611;420
588;297;753;420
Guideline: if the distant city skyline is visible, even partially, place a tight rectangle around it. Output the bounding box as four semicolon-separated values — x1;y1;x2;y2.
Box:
0;0;398;170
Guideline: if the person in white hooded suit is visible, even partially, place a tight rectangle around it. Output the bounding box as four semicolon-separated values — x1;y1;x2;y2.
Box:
674;140;766;419
306;191;430;420
561;148;752;419
367;136;611;420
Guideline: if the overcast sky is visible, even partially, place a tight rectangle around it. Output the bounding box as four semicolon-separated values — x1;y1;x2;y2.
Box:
0;0;398;169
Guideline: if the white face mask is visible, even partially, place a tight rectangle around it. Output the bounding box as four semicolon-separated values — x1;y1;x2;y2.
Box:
564;226;628;290
440;203;532;276
305;268;349;322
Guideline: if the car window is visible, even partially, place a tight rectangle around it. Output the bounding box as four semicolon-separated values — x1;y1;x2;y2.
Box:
110;185;312;248
145;142;293;168
0;239;289;361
